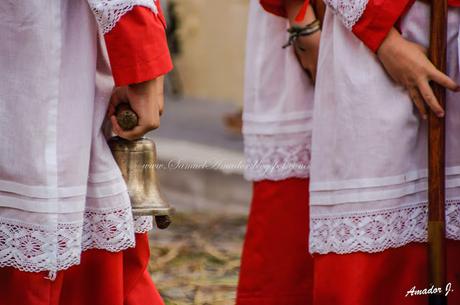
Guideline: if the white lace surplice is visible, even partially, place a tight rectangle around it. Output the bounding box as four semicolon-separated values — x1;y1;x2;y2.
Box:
0;0;157;275
309;2;460;254
323;0;368;29
244;0;314;181
88;0;158;34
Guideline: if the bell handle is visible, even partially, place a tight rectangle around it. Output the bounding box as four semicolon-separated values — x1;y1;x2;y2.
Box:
115;103;139;131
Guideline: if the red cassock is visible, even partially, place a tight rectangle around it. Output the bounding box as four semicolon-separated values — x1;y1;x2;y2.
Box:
0;6;172;305
236;179;313;305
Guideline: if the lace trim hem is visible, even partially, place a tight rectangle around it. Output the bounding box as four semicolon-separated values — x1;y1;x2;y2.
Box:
324;0;369;29
0;206;154;274
133;216;154;233
88;0;159;35
244;134;311;181
310;200;460;254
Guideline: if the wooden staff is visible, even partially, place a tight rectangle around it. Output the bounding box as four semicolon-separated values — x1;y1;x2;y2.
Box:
428;0;448;304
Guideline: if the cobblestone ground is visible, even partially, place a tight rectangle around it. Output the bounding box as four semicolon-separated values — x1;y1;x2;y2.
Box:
148;213;247;305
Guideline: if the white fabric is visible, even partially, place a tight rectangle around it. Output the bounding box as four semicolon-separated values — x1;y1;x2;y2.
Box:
324;0;369;29
311;200;460;254
309;2;460;254
87;0;158;34
243;0;314;181
0;0;153;274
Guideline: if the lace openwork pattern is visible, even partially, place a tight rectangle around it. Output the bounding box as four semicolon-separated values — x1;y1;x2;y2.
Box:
0;206;153;274
324;0;369;29
133;216;154;233
87;0;159;34
244;134;311;181
310;200;460;254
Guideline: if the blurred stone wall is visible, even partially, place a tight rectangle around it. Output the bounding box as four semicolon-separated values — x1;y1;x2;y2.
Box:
170;0;249;106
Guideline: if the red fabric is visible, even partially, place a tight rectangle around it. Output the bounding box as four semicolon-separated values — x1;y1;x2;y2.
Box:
260;0;288;18
104;6;173;86
295;0;311;23
236;178;313;305
313;240;460;305
353;0;460;53
0;233;164;305
259;0;313;19
352;0;415;53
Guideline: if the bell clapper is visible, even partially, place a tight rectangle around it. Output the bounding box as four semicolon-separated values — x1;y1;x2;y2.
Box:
155;215;172;229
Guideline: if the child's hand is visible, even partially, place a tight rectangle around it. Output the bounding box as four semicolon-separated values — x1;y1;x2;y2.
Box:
107;76;164;140
377;28;459;119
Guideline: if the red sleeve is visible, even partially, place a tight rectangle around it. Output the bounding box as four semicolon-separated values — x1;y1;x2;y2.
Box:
260;0;318;22
104;5;173;87
352;0;415;53
260;0;287;18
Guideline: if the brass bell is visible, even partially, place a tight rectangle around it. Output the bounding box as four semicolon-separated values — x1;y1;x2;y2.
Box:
108;104;174;229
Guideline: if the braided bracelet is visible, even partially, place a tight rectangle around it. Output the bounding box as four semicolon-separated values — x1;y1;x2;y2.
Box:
283;19;321;49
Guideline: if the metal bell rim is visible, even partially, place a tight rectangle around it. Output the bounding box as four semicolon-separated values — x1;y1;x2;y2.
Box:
132;206;175;217
108;136;156;152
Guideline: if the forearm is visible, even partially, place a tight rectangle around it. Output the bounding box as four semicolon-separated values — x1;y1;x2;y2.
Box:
285;0;316;26
283;0;321;83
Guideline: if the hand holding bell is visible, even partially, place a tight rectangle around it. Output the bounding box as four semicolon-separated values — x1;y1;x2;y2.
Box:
108;103;174;229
